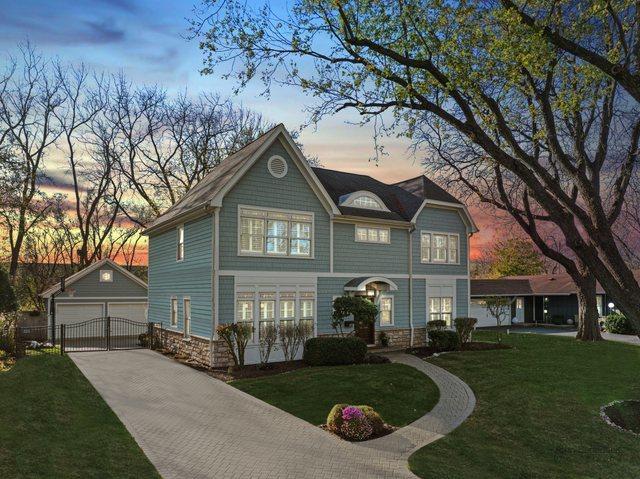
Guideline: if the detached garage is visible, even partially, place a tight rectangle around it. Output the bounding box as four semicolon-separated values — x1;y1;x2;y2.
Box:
41;258;148;330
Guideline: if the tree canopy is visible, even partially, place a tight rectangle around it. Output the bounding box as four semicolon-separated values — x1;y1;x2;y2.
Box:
488;237;546;278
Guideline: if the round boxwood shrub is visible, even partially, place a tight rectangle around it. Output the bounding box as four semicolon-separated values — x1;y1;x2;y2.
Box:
428;329;459;351
358;405;385;436
326;403;348;432
326;404;383;441
303;336;368;366
603;313;635;335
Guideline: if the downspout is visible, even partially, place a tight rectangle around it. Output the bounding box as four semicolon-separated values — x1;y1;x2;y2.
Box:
209;207;220;366
408;226;414;347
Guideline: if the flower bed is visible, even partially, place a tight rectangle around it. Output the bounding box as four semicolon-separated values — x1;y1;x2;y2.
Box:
601;400;640;435
323;403;395;441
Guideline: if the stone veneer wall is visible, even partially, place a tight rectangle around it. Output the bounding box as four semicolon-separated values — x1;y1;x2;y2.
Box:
157;327;233;368
318;327;428;348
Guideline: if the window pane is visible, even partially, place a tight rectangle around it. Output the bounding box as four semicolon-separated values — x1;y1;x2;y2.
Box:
290;239;311;256
280;300;295;319
356;227;368;241
291;221;311;239
267;237;288;254
433;234;447;261
449;235;458;263
260;300;275;320
367;228;379;242
421;233;431;262
442;297;453;313
378;229;389;243
429;297;441;313
353;195;381;209
259;320;275;340
301;299;314;318
171;299;178;325
429;313;440;322
442;313;452;325
236;300;254;322
267;220;287;237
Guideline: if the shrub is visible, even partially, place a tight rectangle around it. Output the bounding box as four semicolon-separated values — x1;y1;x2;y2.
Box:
332;295;378;336
364;353;390;364
326;403;348;432
137;331;162;349
428;329;459;351
216;322;253;368
303;336;367;366
603;313;635;335
454;317;478;345
378;331;389;347
0;268;18;315
339;406;373;441
278;321;296;361
427;319;446;331
258;321;278;365
358;405;386;436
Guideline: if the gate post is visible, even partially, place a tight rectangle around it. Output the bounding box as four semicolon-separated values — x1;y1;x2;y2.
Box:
106;316;111;351
60;324;66;355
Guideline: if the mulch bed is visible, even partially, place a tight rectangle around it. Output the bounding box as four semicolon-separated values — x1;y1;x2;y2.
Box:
319;423;397;441
408;341;512;359
157;348;307;381
601;400;640;435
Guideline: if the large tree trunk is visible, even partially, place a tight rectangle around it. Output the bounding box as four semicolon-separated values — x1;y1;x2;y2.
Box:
574;271;603;341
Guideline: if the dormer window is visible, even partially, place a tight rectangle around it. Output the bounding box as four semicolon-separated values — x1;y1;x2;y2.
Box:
339;191;390;211
99;270;113;282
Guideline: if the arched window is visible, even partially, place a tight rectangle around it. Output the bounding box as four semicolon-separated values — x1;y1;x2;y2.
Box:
339;191;389;211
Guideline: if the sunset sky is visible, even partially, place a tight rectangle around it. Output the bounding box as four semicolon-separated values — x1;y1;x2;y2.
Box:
1;0;497;260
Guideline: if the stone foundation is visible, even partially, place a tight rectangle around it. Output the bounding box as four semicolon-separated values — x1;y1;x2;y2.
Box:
379;327;427;348
156;327;233;368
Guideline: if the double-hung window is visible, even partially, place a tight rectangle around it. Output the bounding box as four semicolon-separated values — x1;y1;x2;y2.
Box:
183;298;191;338
420;232;459;264
176;226;184;261
259;292;276;339
355;225;390;244
379;296;393;326
170;298;178;327
236;292;255;340
299;292;315;332
239;207;313;257
279;292;296;333
429;297;453;326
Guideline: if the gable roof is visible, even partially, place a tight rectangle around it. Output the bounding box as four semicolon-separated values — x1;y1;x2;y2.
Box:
40;258;148;298
143;124;339;235
312;167;423;221
393;175;462;205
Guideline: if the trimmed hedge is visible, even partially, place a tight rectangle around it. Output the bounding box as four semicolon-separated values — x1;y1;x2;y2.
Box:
603;313;635;335
428;329;459;351
304;336;368;366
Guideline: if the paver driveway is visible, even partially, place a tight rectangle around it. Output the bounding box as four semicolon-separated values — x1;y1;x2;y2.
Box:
70;350;473;479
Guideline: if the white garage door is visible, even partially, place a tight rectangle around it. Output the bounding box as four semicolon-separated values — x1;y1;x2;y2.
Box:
108;303;147;322
56;303;104;325
470;299;509;328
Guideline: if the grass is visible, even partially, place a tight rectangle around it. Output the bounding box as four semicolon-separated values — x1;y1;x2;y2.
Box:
231;363;440;426
0;353;160;479
409;332;640;479
603;400;640;434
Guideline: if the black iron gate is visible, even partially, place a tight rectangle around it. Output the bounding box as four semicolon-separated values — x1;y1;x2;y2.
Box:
60;317;156;353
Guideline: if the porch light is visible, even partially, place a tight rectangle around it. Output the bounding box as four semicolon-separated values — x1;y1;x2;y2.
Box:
543;309;548;314
366;290;375;297
608;302;615;309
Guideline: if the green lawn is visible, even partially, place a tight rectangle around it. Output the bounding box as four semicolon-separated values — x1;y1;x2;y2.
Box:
409;332;640;479
231;363;440;426
0;353;160;479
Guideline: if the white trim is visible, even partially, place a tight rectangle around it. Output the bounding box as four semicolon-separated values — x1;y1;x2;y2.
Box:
41;258;147;298
210;125;341;216
267;155;288;178
354;224;391;244
106;302;148;320
50;296;147;301
344;276;399;292
329;219;334;273
169;296;178;328
219;270;469;280
333;216;412;229
212;208;220;342
237;204;315;259
378;294;394;327
339;190;391;212
183;297;191;338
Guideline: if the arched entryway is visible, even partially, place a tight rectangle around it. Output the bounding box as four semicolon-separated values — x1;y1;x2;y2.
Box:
343;277;398;344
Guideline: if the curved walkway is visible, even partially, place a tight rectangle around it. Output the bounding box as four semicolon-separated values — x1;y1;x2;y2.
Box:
70;350;474;479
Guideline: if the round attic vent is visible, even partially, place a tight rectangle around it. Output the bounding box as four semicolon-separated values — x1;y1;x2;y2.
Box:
267;155;288;178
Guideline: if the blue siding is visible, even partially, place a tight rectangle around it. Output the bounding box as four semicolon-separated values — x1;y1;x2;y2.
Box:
57;267;146;298
456;279;469;317
148;215;213;338
219;139;331;272
333;224;409;274
413;206;469;275
218;275;235;325
413;278;427;327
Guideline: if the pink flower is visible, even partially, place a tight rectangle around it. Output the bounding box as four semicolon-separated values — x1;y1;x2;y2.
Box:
342;406;364;421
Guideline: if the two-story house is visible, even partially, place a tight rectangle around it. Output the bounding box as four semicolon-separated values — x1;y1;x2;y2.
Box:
144;124;477;366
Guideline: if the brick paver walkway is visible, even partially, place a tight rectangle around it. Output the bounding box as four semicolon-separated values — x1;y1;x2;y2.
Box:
70;350;474;479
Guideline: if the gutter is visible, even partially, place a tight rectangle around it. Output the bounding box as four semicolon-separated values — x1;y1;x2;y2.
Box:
408;225;415;347
209;207;220;366
141;203;211;237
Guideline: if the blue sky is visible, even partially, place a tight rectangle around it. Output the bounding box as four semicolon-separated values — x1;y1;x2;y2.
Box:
0;0;492;251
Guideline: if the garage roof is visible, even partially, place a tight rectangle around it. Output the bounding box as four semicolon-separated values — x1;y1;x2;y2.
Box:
471;273;607;297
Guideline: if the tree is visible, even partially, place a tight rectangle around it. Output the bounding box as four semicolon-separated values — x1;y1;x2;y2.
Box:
488;237;545;278
331;295;378;337
484;296;512;343
191;0;639;341
0;267;18;314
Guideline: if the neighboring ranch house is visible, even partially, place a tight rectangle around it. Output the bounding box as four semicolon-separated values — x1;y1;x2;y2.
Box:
470;272;617;327
143;124;478;366
41;258;148;329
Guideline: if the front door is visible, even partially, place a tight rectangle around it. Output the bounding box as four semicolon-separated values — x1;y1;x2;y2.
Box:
355;319;375;345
